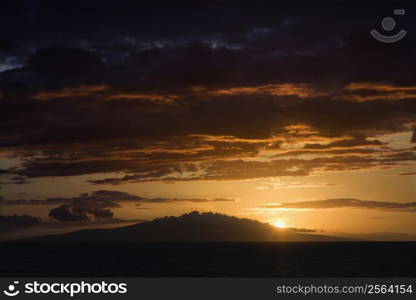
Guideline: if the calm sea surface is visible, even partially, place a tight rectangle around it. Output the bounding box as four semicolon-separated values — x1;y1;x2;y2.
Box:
2;242;415;277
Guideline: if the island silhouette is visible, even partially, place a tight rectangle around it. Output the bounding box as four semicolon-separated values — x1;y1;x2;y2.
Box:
4;212;416;277
26;211;343;242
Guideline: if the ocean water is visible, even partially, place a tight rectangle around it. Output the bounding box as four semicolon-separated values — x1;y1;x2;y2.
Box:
2;242;415;277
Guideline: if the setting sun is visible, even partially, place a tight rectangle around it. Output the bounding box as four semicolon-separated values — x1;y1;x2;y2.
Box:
274;221;286;229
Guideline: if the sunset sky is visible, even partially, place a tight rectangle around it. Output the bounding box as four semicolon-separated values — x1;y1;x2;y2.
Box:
1;1;416;240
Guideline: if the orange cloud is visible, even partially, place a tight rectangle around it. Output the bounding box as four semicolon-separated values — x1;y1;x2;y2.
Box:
345;82;416;92
33;85;109;100
205;83;327;98
343;82;416;102
33;85;178;103
104;93;178;103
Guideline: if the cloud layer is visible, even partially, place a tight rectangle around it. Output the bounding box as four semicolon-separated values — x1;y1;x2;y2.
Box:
260;198;416;212
0;1;415;187
1;190;235;222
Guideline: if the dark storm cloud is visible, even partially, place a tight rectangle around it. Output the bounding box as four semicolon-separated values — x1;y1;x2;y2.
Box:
2;1;416;91
26;47;107;86
1;1;416;184
260;198;416;212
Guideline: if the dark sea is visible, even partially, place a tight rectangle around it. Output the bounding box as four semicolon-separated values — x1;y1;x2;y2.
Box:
1;242;415;277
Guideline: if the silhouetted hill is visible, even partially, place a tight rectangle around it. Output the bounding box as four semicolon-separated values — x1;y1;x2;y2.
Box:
26;211;344;242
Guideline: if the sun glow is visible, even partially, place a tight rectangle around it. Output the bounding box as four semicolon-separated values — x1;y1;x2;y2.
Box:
274;220;286;228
